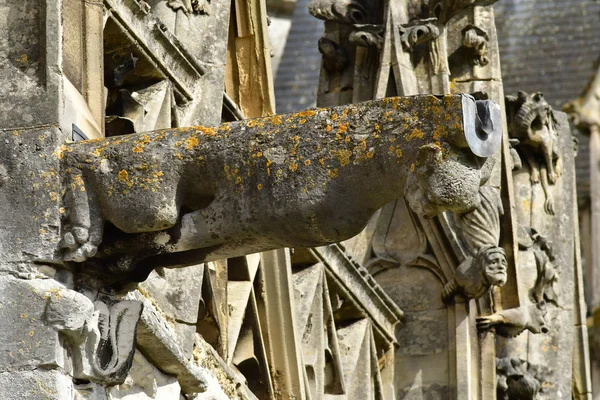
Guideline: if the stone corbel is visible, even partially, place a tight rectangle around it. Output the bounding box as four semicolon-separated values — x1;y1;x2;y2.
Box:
308;0;374;24
45;289;143;384
349;24;384;49
461;24;490;66
398;18;440;51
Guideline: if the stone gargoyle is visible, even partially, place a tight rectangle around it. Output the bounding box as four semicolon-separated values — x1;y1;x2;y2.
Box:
506;91;562;214
476;301;549;338
58;94;502;281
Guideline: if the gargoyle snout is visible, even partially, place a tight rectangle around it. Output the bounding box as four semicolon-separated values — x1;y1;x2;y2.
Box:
460;95;502;158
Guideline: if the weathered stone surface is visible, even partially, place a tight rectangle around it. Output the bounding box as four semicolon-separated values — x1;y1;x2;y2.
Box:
0;276;65;371
0;127;63;268
0;369;73;399
108;351;182;400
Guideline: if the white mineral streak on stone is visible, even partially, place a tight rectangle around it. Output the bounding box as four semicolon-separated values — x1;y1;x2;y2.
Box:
100;158;112;174
154;231;171;247
262;146;286;165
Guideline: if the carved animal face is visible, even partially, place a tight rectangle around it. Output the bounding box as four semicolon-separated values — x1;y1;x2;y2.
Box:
527;302;549;334
484;251;508;286
404;144;492;217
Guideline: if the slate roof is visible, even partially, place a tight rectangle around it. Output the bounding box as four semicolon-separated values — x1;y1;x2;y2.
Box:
274;0;322;113
494;0;600;203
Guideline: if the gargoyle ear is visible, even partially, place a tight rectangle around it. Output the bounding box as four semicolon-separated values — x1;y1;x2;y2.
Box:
532;92;544;101
517;91;528;101
416;144;443;166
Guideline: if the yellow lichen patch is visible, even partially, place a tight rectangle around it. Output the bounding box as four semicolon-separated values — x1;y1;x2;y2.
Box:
15;54;28;63
299;118;307;124
408;128;424;140
247;120;257;128
304;159;311;166
289;161;299;172
334;149;352;167
367;149;375;158
117;170;129;183
198;126;217;136
235;176;243;184
185;136;199;150
328;168;339;179
395;149;403;158
132;145;144;153
319;158;325;166
326;125;332;132
271;115;283;125
252;152;263;158
257;183;263;190
410;163;415;172
432;126;446;140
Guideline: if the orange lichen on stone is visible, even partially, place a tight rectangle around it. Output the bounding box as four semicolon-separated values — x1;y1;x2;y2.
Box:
327;168;339;179
257;183;263;190
408;128;425;140
289;161;298;172
185;136;199;150
304;159;311;166
198;126;217;136
367;149;375;158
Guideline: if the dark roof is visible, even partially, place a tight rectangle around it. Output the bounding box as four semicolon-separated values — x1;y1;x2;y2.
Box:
494;0;600;108
494;0;600;203
274;0;322;113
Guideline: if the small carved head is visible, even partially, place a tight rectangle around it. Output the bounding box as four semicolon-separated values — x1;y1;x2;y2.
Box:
477;245;508;287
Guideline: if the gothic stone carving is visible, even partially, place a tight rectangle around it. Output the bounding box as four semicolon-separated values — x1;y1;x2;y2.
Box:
167;0;211;15
506;91;563;214
349;24;384;49
308;0;379;24
399;18;440;51
461;24;490;66
59;95;501;281
518;226;560;305
496;357;552;400
318;38;350;72
443;186;507;301
476;301;549;338
45;289;143;384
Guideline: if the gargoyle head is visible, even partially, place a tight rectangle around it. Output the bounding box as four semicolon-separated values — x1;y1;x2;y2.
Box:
404;143;494;217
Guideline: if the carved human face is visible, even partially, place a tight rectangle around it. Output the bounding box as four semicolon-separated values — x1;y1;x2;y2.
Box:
484;252;507;286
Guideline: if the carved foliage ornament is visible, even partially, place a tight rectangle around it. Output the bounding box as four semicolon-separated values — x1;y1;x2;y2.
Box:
461;24;489;66
308;0;374;24
399;18;440;51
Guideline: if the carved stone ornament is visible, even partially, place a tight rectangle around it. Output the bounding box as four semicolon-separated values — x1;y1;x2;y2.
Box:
443;186;507;301
167;0;211;15
308;0;374;24
58;95;502;282
476;301;549;338
398;18;440;51
506;91;563;215
349;24;384;49
461;24;490;66
496;357;552;400
318;37;349;72
44;289;143;384
518;226;560;305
